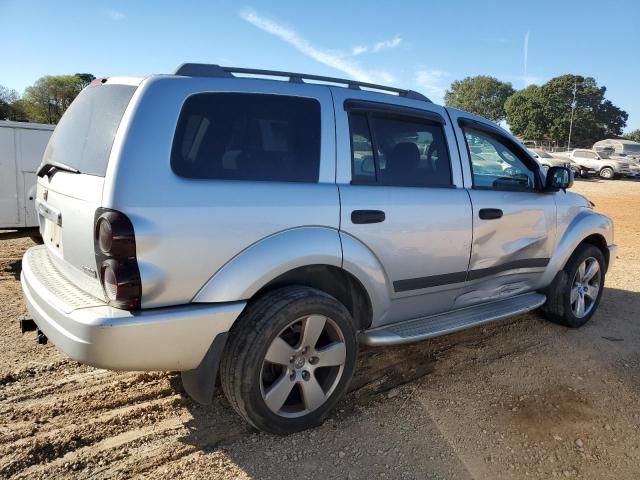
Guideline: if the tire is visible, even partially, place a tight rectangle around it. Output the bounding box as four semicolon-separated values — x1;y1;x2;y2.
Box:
599;167;614;179
540;244;606;328
220;286;358;435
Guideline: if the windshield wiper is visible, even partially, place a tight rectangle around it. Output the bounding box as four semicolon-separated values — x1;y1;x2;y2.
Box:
37;161;81;178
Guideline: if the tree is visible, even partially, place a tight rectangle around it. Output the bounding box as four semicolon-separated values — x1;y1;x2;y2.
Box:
623;129;640;143
75;73;96;89
0;85;21;120
444;76;515;122
505;75;628;148
21;74;93;124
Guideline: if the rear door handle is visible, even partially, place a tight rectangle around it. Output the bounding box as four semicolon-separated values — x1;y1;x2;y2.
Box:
351;210;386;224
479;208;503;220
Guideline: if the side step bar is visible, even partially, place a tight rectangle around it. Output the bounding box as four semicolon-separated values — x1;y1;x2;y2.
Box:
360;292;546;346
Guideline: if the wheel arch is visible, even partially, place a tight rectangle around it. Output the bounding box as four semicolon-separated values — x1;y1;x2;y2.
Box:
579;233;610;269
541;210;614;287
254;265;373;330
192;227;389;328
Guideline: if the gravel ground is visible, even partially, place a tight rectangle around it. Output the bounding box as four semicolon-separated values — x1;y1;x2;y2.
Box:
1;178;639;479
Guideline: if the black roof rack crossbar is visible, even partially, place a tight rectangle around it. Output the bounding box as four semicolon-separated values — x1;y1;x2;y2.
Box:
173;63;431;103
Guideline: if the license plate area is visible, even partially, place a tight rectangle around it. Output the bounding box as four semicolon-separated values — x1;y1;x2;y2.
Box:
43;219;63;256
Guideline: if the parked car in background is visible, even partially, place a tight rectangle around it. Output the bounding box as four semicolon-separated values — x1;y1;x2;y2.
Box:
20;64;615;434
527;148;586;178
0;121;54;238
593;139;640;160
592;141;640;179
569;149;631;179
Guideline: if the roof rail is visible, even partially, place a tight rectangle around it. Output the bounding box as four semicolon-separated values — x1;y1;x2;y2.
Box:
173;63;431;103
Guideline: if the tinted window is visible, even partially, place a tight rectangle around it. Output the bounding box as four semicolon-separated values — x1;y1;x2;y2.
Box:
349;113;376;183
42;85;136;177
464;128;537;191
172;93;321;182
348;112;452;187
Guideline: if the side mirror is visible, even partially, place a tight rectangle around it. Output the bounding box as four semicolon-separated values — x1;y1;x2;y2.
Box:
545;166;573;191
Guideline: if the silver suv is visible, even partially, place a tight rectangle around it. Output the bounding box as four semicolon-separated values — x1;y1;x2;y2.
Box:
569;148;631;179
21;64;617;434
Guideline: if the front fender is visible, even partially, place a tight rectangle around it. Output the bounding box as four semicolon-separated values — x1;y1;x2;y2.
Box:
193;227;342;303
540;210;614;287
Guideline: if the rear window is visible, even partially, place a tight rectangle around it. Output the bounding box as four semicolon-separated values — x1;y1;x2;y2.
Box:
42;84;136;177
171;93;321;182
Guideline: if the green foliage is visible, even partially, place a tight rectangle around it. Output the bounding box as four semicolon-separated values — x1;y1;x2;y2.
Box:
444;76;515;122
0;85;23;121
21;74;93;124
505;75;628;148
623;129;640;143
75;73;96;89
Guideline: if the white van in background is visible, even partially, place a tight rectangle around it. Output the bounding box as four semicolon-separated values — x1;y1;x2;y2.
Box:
0;121;54;238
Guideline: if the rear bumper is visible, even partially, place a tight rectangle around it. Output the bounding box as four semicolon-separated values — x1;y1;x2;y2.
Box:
21;246;246;371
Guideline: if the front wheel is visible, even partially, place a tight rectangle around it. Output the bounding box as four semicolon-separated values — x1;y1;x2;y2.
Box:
540;244;606;328
599;167;615;179
220;286;358;435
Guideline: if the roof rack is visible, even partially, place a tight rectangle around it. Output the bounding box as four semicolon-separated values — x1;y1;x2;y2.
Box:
173;63;431;103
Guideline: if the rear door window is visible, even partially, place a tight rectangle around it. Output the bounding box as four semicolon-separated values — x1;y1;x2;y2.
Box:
171;93;321;183
348;112;452;187
42;84;136;177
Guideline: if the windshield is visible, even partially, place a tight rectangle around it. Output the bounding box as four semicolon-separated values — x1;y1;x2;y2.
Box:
41;84;136;177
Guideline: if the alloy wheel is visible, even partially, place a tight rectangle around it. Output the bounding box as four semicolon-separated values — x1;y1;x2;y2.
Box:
260;315;346;418
600;168;614;179
570;257;601;318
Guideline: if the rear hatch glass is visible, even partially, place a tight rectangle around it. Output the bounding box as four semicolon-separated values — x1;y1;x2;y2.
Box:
36;83;136;300
41;84;136;177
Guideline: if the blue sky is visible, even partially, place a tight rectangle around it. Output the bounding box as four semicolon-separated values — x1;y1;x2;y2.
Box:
2;0;639;130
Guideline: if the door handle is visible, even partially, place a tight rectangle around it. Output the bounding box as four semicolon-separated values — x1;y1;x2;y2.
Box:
479;208;503;220
351;210;386;224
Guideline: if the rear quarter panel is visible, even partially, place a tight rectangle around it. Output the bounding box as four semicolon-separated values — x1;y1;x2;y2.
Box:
102;77;340;308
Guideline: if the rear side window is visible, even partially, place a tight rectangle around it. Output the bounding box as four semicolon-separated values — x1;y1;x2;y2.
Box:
171;93;321;183
348;112;452;187
42;84;136;177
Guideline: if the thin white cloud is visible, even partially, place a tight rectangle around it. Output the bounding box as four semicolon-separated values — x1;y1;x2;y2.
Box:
351;45;369;56
373;36;402;52
523;30;530;74
106;10;125;21
239;8;395;84
415;69;448;102
353;36;402;56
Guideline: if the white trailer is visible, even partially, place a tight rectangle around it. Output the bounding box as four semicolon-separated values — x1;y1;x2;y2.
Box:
0;121;54;237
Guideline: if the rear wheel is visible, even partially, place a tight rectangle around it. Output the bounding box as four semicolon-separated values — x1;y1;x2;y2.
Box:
540;244;606;328
220;286;358;435
599;167;615;179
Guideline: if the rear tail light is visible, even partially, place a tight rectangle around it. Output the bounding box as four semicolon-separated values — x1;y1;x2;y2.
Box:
94;208;141;309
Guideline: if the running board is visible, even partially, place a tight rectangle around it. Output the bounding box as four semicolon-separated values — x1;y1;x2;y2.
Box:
360;292;546;346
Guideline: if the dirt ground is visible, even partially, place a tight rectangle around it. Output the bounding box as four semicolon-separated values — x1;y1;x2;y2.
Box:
1;179;640;480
